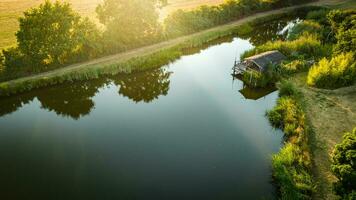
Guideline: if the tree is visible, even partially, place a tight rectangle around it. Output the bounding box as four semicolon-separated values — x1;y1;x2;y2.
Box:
331;128;356;199
96;0;162;51
15;1;100;66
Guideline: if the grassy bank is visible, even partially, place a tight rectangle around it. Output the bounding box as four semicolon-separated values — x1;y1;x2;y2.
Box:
267;79;356;199
267;81;314;199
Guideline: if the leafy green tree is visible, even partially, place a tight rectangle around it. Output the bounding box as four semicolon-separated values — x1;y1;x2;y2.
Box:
331;128;356;199
96;0;162;51
16;1;100;66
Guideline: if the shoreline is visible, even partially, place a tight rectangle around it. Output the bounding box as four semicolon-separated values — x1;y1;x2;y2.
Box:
0;1;343;96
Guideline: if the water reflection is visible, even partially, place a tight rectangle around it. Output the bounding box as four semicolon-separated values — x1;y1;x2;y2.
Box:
239;17;299;46
37;79;108;119
239;85;277;100
0;68;172;119
0;79;108;119
114;68;172;103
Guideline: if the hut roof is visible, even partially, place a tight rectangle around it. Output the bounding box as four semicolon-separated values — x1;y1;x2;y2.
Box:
245;50;286;71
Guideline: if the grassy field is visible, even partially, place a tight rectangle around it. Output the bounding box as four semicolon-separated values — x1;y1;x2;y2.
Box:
0;0;223;51
292;73;356;200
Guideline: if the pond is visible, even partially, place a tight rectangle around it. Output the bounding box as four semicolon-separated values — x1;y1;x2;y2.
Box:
0;14;303;199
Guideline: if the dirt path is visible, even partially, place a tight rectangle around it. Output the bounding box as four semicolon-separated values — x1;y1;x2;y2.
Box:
0;0;347;88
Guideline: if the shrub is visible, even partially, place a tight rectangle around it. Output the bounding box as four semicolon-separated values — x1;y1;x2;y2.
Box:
307;52;356;89
272;143;314;199
267;97;301;135
280;59;310;74
331;128;356;199
242;64;280;88
242;70;271;88
327;10;356;55
306;9;330;25
278;80;300;97
1;47;28;69
287;20;322;41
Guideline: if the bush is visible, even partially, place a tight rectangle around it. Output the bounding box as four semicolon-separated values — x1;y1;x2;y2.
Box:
1;47;28;69
306;9;330;25
280;59;310;74
241;33;327;60
287;20;322;41
278;80;300;97
242;70;271;88
272;143;314;199
267;97;303;136
307;52;356;89
331;128;356;199
241;64;281;88
327;10;356;55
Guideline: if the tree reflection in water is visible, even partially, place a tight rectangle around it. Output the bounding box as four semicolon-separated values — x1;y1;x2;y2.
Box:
0;68;172;119
114;68;172;103
36;79;108;119
0;79;108;119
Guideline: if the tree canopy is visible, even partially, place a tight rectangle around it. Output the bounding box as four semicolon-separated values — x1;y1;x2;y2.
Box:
96;0;163;51
15;1;100;66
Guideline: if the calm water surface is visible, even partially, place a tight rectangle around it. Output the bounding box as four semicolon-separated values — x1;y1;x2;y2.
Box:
0;16;304;200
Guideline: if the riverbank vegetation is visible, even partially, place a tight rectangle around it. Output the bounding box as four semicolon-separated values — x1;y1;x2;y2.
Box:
267;81;314;199
163;0;313;37
238;6;355;199
0;0;315;83
240;7;355;90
